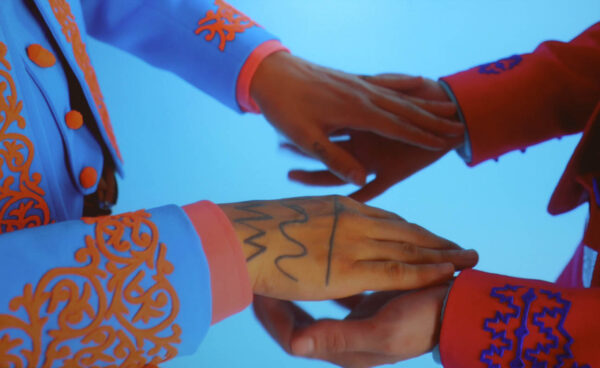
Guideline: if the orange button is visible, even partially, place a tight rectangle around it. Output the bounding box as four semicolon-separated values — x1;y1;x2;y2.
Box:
26;44;56;68
79;167;98;189
65;110;83;130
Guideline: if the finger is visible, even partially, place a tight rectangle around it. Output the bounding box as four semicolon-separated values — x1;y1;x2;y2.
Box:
280;142;314;159
363;217;463;250
350;107;447;150
295;132;367;186
367;240;479;270
291;318;376;357
404;96;458;118
334;294;367;310
351;261;455;291
288;170;347;187
253;295;315;353
372;93;464;137
349;176;396;203
362;73;424;91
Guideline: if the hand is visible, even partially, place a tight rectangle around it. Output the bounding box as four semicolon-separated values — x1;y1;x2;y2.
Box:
286;74;465;202
287;131;463;202
250;53;463;186
364;73;453;103
219;195;477;301
253;284;450;368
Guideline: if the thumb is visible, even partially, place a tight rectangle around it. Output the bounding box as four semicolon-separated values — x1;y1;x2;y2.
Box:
291;319;375;358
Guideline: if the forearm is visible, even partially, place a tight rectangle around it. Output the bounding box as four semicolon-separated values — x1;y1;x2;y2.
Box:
441;22;600;166
439;269;600;367
0;204;216;366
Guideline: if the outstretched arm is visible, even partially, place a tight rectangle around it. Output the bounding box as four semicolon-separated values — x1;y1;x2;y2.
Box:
0;195;476;366
80;0;462;185
254;270;600;368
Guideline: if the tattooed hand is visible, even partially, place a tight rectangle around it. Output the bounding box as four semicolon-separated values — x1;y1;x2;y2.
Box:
219;195;477;301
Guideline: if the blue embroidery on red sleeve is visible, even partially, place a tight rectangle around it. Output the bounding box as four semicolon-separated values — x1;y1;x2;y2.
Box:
478;55;523;75
480;284;589;368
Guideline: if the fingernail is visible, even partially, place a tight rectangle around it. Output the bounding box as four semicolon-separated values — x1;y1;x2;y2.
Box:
292;337;314;356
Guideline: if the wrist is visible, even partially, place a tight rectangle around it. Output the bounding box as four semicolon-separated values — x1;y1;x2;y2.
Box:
249;51;299;108
237;40;290;113
217;202;262;290
432;284;452;347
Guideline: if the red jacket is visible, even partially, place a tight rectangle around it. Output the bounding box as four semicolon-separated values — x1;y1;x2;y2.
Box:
439;22;600;367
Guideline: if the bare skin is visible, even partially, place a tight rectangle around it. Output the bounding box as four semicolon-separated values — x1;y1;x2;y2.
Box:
219;195;477;301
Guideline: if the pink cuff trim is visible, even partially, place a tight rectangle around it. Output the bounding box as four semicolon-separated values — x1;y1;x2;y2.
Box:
182;201;252;324
236;40;290;113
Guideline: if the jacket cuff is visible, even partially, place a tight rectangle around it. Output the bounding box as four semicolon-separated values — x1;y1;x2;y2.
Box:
439;269;600;368
183;201;252;324
236;40;290;113
438;79;472;164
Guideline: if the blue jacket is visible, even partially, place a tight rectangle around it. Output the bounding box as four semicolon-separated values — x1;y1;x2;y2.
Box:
0;0;276;366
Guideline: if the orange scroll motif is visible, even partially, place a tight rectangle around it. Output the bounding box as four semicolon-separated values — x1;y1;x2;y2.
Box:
47;0;122;161
0;210;181;367
195;0;257;51
0;42;51;233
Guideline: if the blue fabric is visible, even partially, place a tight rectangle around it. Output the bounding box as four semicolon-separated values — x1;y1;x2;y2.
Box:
0;0;92;223
80;0;279;113
0;204;211;364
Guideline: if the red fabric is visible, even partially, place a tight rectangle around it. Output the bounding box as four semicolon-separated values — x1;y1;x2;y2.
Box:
236;40;290;113
438;23;600;367
182;201;252;324
440;270;600;368
441;23;600;167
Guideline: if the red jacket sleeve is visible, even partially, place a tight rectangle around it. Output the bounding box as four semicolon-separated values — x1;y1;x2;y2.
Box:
440;269;600;368
441;23;600;166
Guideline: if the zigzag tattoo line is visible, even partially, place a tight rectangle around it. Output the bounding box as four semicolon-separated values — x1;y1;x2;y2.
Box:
233;203;273;262
274;202;310;282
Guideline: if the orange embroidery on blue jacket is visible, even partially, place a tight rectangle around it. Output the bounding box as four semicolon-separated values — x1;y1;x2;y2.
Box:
195;0;257;51
0;42;51;233
0;210;181;366
47;0;122;161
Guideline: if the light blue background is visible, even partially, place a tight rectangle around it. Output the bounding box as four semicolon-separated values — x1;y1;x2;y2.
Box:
89;1;599;367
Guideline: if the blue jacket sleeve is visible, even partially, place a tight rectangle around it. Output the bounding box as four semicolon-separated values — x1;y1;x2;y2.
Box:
80;0;279;112
0;205;211;366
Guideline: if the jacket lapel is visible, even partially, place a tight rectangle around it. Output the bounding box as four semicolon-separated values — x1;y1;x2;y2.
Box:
31;0;124;175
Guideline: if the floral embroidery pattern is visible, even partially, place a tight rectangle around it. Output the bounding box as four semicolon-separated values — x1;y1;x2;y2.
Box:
195;0;257;51
0;210;181;366
47;0;122;160
481;284;589;368
0;42;51;233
